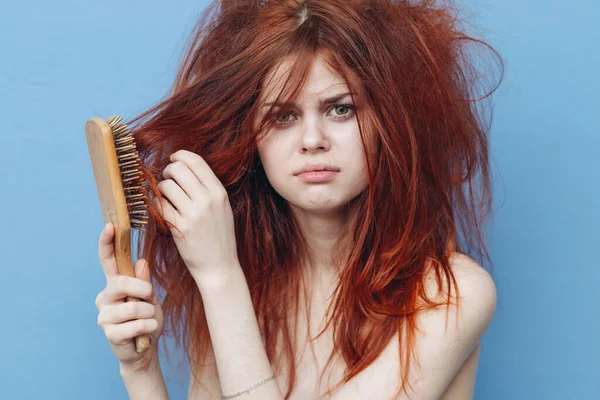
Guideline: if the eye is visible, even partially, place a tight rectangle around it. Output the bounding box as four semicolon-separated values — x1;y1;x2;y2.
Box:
274;104;356;126
277;110;294;123
331;105;353;118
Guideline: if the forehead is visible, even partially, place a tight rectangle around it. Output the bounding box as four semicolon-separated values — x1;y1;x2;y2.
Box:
260;55;349;103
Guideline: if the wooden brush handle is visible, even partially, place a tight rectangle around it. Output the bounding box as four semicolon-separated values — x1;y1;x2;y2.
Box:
113;224;151;354
85;117;151;354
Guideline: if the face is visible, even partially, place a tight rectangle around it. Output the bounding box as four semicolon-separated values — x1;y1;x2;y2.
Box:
256;55;369;217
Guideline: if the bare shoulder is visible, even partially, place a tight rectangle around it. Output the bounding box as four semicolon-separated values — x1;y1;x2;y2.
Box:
427;251;497;311
409;252;497;399
421;251;497;351
328;252;497;400
448;251;496;295
424;252;497;399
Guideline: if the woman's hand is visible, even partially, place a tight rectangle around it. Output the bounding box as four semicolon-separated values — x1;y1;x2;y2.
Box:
152;149;240;281
95;222;165;373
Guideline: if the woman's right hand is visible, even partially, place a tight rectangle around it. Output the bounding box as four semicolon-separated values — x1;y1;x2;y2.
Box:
95;222;165;373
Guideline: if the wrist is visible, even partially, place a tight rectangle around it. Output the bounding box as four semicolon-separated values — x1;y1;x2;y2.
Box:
119;356;169;400
192;263;245;294
119;350;160;378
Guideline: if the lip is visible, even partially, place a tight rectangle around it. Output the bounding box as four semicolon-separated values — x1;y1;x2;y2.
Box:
296;170;339;183
293;163;340;176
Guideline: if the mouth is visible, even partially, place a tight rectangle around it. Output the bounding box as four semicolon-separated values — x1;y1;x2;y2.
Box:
296;170;339;183
293;164;341;176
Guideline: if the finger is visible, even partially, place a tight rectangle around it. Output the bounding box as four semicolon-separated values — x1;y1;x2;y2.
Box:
134;259;159;305
98;222;119;279
98;301;156;326
162;161;208;202
95;290;106;308
152;191;180;224
104;275;155;304
103;319;159;346
157;179;191;217
170;150;225;195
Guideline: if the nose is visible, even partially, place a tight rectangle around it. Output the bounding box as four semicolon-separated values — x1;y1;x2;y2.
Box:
299;118;331;154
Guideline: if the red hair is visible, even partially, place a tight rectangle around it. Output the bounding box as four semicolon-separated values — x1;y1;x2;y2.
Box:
127;0;503;398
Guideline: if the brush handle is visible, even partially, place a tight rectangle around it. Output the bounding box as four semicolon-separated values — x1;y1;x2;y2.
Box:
127;294;152;353
113;223;151;354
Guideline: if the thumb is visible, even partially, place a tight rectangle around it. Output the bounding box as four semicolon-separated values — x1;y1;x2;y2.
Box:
98;222;119;279
134;258;151;282
134;258;159;305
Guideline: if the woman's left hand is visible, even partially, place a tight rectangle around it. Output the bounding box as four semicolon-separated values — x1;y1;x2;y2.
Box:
152;150;239;281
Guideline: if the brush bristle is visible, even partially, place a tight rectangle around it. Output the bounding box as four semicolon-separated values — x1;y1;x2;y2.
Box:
106;115;149;231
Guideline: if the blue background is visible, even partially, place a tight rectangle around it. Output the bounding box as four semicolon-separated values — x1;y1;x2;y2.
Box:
1;0;598;399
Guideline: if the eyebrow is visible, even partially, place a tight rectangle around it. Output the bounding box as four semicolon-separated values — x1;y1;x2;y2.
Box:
262;92;355;108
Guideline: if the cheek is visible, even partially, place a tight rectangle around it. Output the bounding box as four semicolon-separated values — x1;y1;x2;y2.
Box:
342;139;370;190
344;136;369;171
257;141;288;180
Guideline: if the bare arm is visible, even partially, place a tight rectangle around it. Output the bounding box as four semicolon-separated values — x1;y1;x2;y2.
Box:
439;344;482;400
120;360;170;400
187;342;222;400
192;265;284;400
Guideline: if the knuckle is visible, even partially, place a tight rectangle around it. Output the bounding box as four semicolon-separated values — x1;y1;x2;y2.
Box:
136;319;147;334
192;160;203;170
179;222;191;234
94;292;102;308
124;302;139;319
159;179;172;189
197;201;209;213
112;275;126;291
104;326;116;342
187;209;200;220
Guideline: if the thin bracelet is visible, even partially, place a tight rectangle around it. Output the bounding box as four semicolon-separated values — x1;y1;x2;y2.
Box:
221;374;276;399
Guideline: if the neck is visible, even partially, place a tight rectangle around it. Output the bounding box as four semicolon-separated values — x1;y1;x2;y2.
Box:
289;204;352;276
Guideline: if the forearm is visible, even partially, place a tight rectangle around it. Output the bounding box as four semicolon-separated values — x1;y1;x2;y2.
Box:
120;361;170;400
193;265;283;400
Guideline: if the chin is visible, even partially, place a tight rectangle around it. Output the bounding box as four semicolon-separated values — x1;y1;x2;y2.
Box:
272;181;366;212
287;197;351;213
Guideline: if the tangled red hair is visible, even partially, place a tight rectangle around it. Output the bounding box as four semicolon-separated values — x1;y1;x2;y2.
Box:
126;0;503;398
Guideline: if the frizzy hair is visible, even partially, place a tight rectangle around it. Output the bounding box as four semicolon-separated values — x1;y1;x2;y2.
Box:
126;0;503;398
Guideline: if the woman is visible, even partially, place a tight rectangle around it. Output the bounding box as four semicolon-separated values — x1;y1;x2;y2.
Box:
94;0;502;398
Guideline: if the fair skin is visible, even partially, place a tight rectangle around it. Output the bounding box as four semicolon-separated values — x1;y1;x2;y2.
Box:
255;55;370;274
96;54;496;400
186;56;497;399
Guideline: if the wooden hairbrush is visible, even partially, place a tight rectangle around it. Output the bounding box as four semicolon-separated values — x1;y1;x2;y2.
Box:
85;115;151;353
